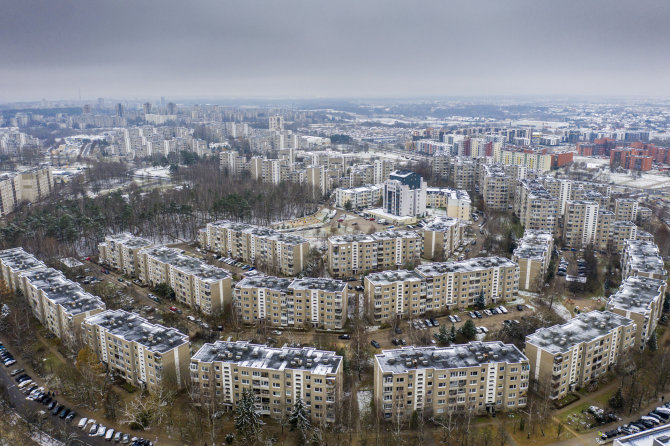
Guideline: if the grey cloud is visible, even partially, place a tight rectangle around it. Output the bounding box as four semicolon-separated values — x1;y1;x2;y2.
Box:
1;0;669;101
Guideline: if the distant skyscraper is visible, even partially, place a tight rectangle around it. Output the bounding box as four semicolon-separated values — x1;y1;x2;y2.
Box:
167;102;176;115
143;102;152;114
115;103;124;117
97;97;104;109
161;96;166;108
82;104;91;114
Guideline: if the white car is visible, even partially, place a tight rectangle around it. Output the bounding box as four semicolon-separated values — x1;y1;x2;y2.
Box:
498;305;508;314
77;417;88;429
105;429;115;440
97;425;107;437
114;431;123;442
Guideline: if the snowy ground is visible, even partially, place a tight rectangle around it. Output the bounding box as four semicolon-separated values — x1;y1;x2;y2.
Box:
132;166;172;179
357;390;372;414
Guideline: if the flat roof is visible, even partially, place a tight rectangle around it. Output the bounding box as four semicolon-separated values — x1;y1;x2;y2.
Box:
20;268;105;315
235;275;292;292
0;248;47;273
102;232;154;249
140;246;230;282
375;341;528;374
416;256;517;277
423;216;461;232
289;277;346;293
192;340;341;375
366;269;423;286
329;229;420;245
513;230;552;260
607;276;665;315
526;311;635;355
206;220;308;245
85;309;189;354
614;422;670;446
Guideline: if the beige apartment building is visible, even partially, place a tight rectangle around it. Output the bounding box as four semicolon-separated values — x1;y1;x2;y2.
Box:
364;257;519;323
199;220;310;276
422;216;464;260
137;246;232;315
525;311;636;400
450;158;478;191
515;180;558;234
234;276;347;329
335;184;383;209
82;309;190;391
480;164;510;210
190;341;342;423
374;342;529;420
606;276;665;349
595;210;615;251
327;230;421;278
220;150;248;176
0;166;54;217
0;247;46;291
425;188;471;220
415;257;519;310
512;230;553;292
19;268;106;345
614;198;639;222
562;200;599;249
611;220;638;253
621;239;667;280
98;232;154;276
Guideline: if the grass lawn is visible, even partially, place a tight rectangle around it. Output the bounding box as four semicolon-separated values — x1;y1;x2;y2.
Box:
558;401;596;433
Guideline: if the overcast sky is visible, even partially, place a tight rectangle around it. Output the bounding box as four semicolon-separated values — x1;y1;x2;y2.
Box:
2;0;669;102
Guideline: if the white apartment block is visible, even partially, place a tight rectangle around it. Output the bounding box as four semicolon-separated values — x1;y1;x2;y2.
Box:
327;230;421;278
137;246;232;315
374;342;529;419
190;341;342;423
335;185;383;209
199;220;310;276
98;233;154;277
383;171;427;218
0;166;54;216
512;230;553;292
562;200;599;249
607;276;666;349
373;159;395;184
614;198;639;222
525;311;636;400
234;276;347;329
82;309;190;391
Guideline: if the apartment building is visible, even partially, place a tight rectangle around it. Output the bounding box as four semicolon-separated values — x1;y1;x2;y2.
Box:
250;157;285;185
190;341;342;423
0;166;54;216
136;246;232;315
512;230;553;292
415;257;519;310
220;150;248;175
19;268;105;344
327;230;421;278
606;276;666;349
621;239;667;280
498;148;552;172
82;309;190;391
373;159;395;184
234;276;347;329
98;233;154;276
383;170;427;217
636;206;652;226
595;210;615;251
0;247;46;291
373;342;529;419
515;180;558;233
335;184;383;209
365;269;426;322
525;311;636;400
422;216;464;260
543;177;572;215
450;158;478;190
199;220;310;276
562;200;599;249
306;165;328;197
480;164;510;211
611;220;638;253
425;188;471;220
614;198;639;222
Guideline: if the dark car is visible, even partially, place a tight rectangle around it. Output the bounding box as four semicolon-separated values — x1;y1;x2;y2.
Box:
59;408;71;419
52;404;64;416
47;401;57;411
338;334;351;340
394;327;402;334
517;304;524;311
370;340;380;349
391;339;399;346
65;412;76;423
42;396;52;405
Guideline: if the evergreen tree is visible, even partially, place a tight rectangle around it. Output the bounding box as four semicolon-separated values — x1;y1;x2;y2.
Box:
435;325;450;345
458;319;477;341
647;332;658;351
608;387;624;410
475;291;486;310
235;389;262;444
449;324;457;343
289;397;311;444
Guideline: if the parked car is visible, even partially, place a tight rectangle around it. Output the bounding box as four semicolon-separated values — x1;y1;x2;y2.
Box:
370;340;380;349
78;417;88;429
105;429;115;441
338;334;351;340
10;368;24;376
114;431;123;442
89;424;99;436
